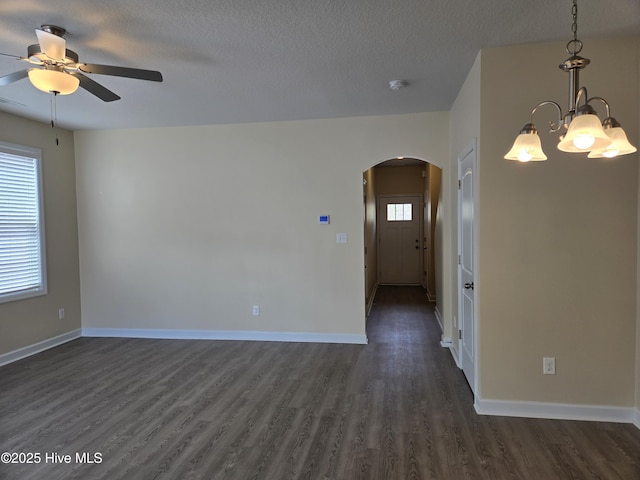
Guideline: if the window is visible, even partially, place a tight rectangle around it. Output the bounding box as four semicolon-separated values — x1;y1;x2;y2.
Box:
0;142;47;304
386;203;412;221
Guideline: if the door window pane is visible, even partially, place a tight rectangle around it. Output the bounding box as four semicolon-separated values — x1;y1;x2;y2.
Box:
387;203;412;221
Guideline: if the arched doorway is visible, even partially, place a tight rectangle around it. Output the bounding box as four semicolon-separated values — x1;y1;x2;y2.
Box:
363;157;442;315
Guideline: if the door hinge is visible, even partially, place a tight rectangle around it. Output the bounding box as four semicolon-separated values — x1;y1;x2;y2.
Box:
458;255;461;265
458;180;461;190
458;329;462;340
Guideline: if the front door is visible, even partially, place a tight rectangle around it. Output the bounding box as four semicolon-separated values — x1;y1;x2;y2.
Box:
459;142;476;394
378;195;421;284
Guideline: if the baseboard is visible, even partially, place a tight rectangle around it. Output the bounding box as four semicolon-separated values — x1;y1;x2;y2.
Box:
0;328;367;367
475;397;637;425
426;288;436;303
450;343;460;368
366;282;379;317
634;408;640;429
440;336;461;368
0;329;82;367
434;306;443;333
449;341;461;368
82;328;368;345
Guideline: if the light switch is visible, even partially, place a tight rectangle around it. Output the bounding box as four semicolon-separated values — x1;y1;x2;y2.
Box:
336;233;347;244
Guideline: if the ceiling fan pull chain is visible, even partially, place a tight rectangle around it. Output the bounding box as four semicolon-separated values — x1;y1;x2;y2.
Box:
50;91;59;146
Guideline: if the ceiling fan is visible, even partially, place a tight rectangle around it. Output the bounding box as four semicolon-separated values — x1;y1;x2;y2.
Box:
0;25;162;102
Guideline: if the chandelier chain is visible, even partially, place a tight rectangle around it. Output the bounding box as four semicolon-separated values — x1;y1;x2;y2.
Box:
571;0;578;40
566;0;582;55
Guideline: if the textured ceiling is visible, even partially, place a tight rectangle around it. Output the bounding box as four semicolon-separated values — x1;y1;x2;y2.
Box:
0;0;638;131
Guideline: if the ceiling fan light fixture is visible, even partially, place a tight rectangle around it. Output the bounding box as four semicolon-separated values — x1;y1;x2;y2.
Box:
28;68;79;95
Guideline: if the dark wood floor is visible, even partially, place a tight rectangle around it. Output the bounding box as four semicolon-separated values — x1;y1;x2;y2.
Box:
1;286;639;479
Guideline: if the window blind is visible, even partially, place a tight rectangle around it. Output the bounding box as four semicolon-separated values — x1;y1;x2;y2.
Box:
0;146;46;302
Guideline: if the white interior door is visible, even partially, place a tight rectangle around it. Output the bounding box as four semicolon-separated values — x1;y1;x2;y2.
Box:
459;143;476;394
378;195;421;284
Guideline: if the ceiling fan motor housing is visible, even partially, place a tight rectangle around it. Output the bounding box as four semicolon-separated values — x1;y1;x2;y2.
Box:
40;25;66;37
27;44;79;64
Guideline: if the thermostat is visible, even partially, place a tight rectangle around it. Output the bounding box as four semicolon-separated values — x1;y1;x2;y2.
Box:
319;215;330;225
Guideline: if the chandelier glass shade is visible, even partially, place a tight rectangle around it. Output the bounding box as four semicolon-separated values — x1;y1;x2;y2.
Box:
587;123;637;158
504;0;636;162
556;112;613;153
503;124;547;162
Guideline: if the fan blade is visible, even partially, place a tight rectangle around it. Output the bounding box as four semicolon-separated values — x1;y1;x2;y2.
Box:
71;72;120;102
0;96;25;107
78;64;163;82
35;29;66;61
0;52;24;60
0;69;29;87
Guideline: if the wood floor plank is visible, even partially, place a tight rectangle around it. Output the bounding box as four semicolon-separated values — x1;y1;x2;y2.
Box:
2;285;640;479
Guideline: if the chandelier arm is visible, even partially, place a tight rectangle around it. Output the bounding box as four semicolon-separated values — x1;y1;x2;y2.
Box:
530;101;564;133
574;86;589;111
586;96;611;119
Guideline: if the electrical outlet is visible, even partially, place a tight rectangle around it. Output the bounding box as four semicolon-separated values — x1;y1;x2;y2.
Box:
252;305;260;316
543;357;556;375
58;308;65;320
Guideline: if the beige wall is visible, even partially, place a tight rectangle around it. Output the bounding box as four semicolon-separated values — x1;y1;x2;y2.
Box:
74;113;450;338
426;164;441;300
0;112;81;355
374;164;425;195
478;38;639;406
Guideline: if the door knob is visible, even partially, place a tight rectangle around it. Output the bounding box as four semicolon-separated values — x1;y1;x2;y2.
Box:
464;282;474;290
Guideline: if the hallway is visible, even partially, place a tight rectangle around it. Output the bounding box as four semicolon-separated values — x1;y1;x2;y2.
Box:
353;285;640;479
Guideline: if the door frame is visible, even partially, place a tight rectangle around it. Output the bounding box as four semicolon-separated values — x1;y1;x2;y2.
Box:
457;139;478;396
377;193;423;285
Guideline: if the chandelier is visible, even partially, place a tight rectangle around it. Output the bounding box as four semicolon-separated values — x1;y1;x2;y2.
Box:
504;0;636;162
